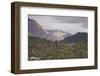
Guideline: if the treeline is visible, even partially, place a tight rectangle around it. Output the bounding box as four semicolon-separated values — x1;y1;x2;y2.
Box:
28;36;88;60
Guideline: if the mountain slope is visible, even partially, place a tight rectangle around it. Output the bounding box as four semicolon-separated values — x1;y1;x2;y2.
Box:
29;18;57;41
28;18;48;38
28;18;72;41
61;32;88;43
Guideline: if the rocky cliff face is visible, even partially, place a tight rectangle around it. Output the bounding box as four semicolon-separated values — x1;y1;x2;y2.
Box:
28;18;57;41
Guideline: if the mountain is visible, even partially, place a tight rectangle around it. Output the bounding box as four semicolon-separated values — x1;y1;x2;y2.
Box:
61;32;88;43
28;18;47;38
46;30;71;41
28;18;57;41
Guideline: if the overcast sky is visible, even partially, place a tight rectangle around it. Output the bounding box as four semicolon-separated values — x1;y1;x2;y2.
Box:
28;15;88;34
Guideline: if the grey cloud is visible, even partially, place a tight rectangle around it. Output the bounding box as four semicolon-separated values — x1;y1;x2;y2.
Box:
52;16;88;28
28;15;88;34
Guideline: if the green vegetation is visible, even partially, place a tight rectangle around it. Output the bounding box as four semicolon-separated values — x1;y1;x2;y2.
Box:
28;36;88;60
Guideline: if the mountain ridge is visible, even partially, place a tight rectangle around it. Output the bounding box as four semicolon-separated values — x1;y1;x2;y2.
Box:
28;18;72;41
61;32;88;43
28;18;87;42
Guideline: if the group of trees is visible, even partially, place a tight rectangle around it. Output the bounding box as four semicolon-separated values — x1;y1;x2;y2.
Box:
28;36;88;60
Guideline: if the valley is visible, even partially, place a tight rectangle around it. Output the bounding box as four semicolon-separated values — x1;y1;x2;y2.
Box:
28;17;88;60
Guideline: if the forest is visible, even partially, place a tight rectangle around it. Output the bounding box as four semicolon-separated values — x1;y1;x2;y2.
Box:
28;35;88;60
